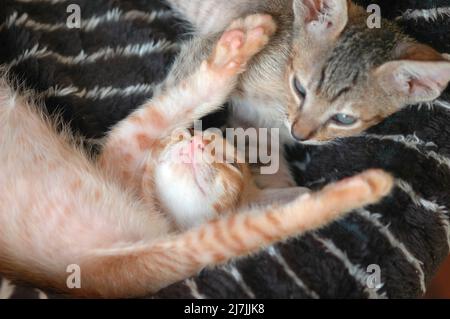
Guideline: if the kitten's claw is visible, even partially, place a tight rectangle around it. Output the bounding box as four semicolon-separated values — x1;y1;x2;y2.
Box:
209;14;277;74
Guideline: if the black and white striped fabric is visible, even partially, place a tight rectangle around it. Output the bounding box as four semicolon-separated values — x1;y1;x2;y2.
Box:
0;0;449;299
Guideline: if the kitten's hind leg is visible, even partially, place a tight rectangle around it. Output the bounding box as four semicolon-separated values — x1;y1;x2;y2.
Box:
168;169;394;266
78;170;392;298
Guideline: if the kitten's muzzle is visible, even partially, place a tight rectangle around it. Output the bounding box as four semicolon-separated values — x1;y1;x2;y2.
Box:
178;135;208;164
291;119;317;142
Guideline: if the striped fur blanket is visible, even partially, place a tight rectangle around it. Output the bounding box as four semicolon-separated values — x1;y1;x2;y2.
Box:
0;0;449;299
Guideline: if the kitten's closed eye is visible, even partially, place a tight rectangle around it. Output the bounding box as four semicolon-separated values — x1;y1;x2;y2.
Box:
293;76;307;100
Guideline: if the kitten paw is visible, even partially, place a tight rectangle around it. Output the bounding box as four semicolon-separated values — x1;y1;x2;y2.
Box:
322;169;394;206
356;169;394;200
208;14;277;74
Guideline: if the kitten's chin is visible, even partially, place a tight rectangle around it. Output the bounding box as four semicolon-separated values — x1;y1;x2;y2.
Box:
154;164;219;229
163;139;220;195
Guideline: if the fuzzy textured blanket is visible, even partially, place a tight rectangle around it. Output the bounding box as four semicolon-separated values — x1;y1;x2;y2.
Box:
0;0;449;299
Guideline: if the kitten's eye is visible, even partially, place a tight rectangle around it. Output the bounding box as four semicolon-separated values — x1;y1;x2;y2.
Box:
331;114;358;126
293;77;306;99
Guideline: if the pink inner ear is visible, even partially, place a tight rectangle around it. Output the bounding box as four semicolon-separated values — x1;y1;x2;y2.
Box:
377;60;450;103
402;70;442;96
408;78;427;95
394;62;450;100
304;0;325;23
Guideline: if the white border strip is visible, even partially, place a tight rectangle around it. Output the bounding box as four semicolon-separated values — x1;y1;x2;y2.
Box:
267;246;320;299
14;0;69;3
0;8;174;33
312;234;386;299
36;289;49;299
365;134;450;170
358;209;426;293
0;279;15;299
397;7;450;22
8;41;178;67
221;265;256;298
42;83;154;100
397;179;450;251
184;278;206;299
435;99;450;111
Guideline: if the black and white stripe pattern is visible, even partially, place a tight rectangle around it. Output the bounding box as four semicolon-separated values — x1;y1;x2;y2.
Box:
1;0;449;299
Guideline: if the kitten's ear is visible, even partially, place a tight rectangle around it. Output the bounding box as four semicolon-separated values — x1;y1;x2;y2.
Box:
376;44;450;105
376;61;450;105
293;0;348;41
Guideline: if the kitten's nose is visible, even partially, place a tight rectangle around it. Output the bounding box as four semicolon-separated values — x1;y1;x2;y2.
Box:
190;136;206;153
291;127;307;141
291;121;313;142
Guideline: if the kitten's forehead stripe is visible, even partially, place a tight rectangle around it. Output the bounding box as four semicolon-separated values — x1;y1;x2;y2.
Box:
317;22;405;102
330;87;351;104
316;67;326;93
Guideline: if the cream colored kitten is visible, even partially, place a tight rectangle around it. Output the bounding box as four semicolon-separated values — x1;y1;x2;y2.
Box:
0;14;393;298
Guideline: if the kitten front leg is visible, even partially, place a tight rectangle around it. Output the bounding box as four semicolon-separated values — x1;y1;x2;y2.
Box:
99;14;277;191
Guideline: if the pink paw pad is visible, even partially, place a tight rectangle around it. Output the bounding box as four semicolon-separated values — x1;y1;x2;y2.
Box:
220;30;245;50
209;14;277;73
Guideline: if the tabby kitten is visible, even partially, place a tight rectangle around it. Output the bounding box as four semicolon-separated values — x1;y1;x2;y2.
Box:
167;0;450;143
0;15;393;298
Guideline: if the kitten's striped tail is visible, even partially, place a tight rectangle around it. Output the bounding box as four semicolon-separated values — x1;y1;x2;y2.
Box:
79;169;393;298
